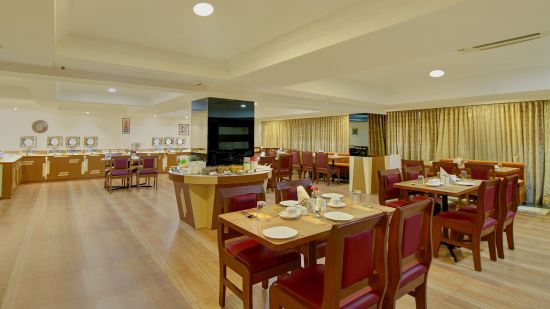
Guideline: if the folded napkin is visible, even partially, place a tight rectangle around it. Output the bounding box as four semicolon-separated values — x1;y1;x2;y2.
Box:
297;186;311;203
439;167;448;176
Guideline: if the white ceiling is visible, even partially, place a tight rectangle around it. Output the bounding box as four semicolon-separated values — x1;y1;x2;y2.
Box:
0;0;550;119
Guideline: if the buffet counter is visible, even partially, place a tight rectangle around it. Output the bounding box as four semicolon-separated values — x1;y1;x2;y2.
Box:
169;170;269;229
0;155;22;199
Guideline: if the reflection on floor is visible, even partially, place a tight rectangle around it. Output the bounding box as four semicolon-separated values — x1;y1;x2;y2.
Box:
0;175;549;308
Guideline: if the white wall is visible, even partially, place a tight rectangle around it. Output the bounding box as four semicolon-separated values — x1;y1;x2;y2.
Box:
0;107;193;150
190;110;208;149
349;121;368;147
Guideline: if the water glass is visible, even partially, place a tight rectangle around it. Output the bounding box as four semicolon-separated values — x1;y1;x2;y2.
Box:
256;201;266;215
353;190;362;204
417;175;424;184
460;170;468;180
316;198;327;213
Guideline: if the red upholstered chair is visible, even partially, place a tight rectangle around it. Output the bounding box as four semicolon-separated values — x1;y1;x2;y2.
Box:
136;155;159;190
268;149;277;157
217;185;301;309
432;161;459;176
302;151;316;180
432;179;500;271
269;213;388;309
401;159;425;177
315;152;341;186
402;166;424;181
259;156;275;167
496;175;519;259
464;163;495;180
291;150;303;179
275;179;313;204
378;169;430;208
106;156;131;192
384;199;433;309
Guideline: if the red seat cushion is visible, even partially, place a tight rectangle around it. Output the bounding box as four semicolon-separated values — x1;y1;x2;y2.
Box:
111;170;130;176
225;238;299;273
436;211;497;229
399;263;428;288
273;265;381;309
385;199;413;208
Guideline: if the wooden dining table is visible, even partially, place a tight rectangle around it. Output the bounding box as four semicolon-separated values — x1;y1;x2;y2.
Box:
424;162;519;178
218;197;394;267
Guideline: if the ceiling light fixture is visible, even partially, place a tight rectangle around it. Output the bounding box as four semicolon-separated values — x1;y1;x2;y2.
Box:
13;107;18;111
154;115;157;118
254;102;258;106
185;116;189;119
107;87;117;93
240;104;246;108
193;3;214;16
429;69;445;78
86;111;90;114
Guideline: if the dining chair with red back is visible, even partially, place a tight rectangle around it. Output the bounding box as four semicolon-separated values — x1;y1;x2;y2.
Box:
259;156;275;167
464;163;495;180
275;154;293;182
315;152;341;186
218;185;301;309
269;213;388;309
384;199;433;309
496;175;519;259
378;169;430;208
275;179;313;204
401;159;425;177
137;155;159;190
268;149;277;157
432;161;459;176
402;166;425;181
432;179;500;271
302;151;315;180
107;156;131;192
291;150;303;179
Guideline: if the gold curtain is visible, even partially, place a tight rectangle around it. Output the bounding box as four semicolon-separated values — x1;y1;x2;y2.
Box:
387;100;550;204
261;115;349;153
367;114;386;155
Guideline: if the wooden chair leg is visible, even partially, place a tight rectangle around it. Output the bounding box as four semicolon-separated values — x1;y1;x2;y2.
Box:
414;281;428;309
472;232;482;271
487;232;497;261
219;263;226;307
496;225;505;259
432;223;441;258
242;274;253;309
269;284;283;309
506;222;515;250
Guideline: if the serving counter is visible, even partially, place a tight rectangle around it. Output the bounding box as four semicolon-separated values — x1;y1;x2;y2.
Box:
169;171;269;229
0;155;22;199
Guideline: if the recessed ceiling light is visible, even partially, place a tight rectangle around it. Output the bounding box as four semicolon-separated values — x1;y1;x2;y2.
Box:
154;115;157;118
193;3;214;16
254;102;258;106
107;87;117;93
86;111;90;114
13;107;18;111
185;116;189;119
240;104;246;108
429;69;445;78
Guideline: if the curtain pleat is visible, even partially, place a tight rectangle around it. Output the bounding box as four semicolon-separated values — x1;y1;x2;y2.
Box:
261;115;349;153
387;100;550;204
367;114;386;155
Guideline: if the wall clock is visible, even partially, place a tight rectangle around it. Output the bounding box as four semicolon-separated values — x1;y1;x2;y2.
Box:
32;120;48;133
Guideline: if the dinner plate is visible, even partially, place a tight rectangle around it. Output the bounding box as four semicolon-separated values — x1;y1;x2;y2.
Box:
321;193;344;199
280;200;299;207
279;210;301;220
426;182;442;187
323;211;353;221
456;181;476;186
262;226;298;239
327;201;346;208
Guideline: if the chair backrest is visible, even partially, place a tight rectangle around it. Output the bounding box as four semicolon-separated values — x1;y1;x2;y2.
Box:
322;213;388;308
268;150;277;157
464;163;495;180
401;159;424;171
140;155;158;170
277;154;292;171
217;185;266;249
275;179;313;203
501;175;519;215
403;166;424;181
110;156;130;171
433;161;459;176
302;151;314;167
474;179;501;225
316;152;328;168
378;168;403;204
387;199;433;301
259;156;274;167
291;151;301;166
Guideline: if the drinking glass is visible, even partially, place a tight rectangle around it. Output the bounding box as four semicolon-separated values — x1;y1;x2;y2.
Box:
353;190;362;204
256;201;266;216
460;170;468;180
316;198;327;214
417;175;424;184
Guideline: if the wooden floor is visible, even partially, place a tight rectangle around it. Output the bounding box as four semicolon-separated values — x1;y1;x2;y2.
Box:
0;175;549;309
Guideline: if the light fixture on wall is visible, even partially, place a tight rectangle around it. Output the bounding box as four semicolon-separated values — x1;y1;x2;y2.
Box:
107;87;117;93
193;2;214;16
429;69;445;78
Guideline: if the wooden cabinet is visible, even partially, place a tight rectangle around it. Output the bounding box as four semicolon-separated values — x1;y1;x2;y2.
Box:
1;158;22;199
21;156;46;183
68;155;84;179
84;154;105;178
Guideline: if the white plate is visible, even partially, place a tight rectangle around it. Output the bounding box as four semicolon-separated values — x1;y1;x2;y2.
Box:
456;181;476;186
279;210;301;219
322;193;344;199
262;226;298;239
323;211;353;221
426;182;441;187
327;201;346;208
280;200;299;207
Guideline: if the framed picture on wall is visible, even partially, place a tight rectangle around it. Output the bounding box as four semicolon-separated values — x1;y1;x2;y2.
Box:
122;118;131;134
178;124;189;135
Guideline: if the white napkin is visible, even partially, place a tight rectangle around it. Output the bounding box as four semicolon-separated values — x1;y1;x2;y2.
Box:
439;167;448;176
297;186;310;203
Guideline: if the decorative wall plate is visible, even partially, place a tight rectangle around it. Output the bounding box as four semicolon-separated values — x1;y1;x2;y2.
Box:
84;136;98;147
152;137;162;146
32;120;48;133
20;136;37;148
47;136;63;148
164;137;174;146
176;137;186;146
65;136;80;148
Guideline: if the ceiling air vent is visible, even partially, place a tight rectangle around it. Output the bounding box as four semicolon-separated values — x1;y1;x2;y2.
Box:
458;32;545;54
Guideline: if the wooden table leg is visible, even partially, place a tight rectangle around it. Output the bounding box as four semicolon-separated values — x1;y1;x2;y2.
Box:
305;241;317;267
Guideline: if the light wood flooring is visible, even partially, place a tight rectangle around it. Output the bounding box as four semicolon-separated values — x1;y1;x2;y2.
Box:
0;175;549;309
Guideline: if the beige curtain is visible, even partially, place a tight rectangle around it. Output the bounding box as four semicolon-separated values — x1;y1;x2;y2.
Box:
387;100;550;204
261;115;349;153
367;114;387;155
